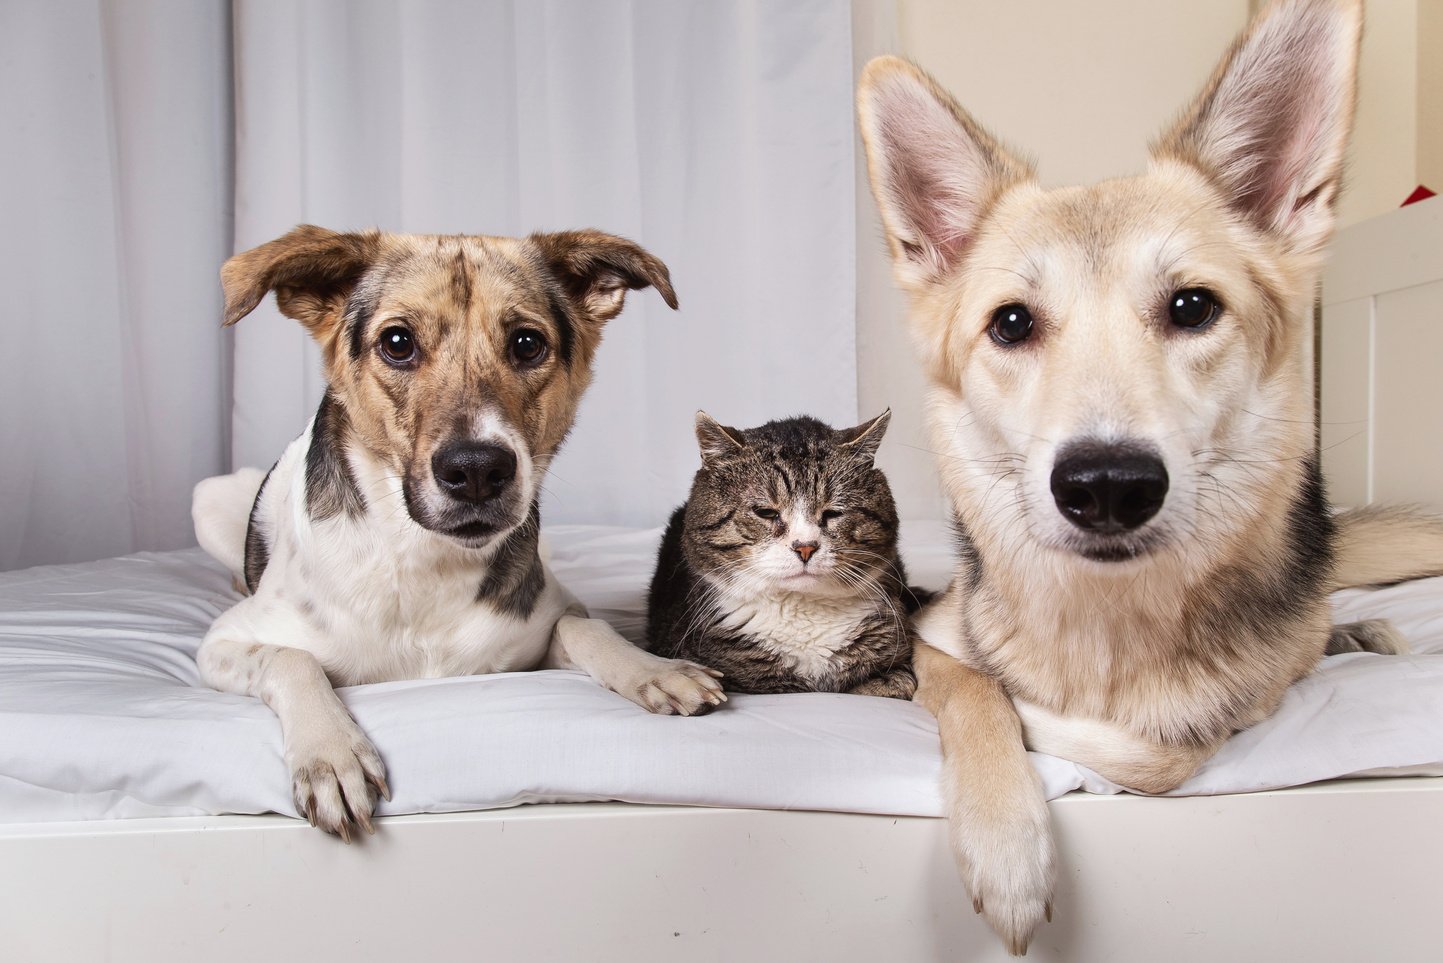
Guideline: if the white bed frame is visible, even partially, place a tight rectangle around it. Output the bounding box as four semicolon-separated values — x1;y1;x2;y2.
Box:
5;200;1442;961
4;778;1440;962
1320;196;1443;511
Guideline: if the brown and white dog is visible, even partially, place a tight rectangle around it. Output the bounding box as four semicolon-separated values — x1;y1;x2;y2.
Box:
858;0;1443;952
193;226;724;839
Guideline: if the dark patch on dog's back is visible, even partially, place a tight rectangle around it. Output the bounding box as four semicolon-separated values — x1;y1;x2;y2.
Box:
476;501;545;618
243;462;277;593
305;393;367;521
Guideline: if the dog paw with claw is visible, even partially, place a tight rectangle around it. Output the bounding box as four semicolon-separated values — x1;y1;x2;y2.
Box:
950;792;1057;956
286;723;390;841
614;655;727;716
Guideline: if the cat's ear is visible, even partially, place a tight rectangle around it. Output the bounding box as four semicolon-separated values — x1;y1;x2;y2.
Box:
838;409;891;463
695;411;747;464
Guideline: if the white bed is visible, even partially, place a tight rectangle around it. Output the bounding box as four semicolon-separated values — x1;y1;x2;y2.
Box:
4;199;1443;962
3;515;1443;961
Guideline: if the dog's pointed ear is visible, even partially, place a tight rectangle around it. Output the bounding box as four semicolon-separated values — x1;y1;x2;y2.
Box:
857;56;1034;291
532;230;678;323
221;225;384;339
838;408;891;463
1151;0;1362;255
695;411;747;465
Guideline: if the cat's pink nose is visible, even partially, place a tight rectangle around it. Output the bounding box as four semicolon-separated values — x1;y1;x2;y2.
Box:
793;541;819;563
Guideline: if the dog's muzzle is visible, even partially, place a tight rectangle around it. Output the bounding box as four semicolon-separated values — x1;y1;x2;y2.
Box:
1050;441;1168;534
403;437;530;546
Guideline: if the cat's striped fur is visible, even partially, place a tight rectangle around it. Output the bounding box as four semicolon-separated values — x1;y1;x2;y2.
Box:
647;412;924;698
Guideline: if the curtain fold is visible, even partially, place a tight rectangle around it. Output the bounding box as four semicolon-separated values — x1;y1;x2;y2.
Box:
0;0;233;571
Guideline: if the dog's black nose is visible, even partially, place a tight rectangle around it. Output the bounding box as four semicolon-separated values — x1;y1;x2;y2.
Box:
432;442;517;504
1050;442;1168;533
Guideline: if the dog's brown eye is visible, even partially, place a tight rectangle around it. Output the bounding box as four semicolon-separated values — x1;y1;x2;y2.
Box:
753;507;780;520
509;328;548;367
990;304;1034;345
378;326;416;365
1168;289;1220;329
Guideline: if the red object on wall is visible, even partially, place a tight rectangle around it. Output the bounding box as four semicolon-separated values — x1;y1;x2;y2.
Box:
1402;185;1436;206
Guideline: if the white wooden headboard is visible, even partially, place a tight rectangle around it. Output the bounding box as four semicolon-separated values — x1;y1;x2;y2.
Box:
1320;197;1443;510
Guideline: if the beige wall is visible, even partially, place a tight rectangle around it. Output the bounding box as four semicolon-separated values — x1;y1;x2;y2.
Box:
895;0;1251;187
1420;0;1443;196
858;0;1441;520
1339;0;1421;227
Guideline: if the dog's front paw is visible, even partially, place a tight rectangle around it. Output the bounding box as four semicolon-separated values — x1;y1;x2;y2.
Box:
951;791;1056;956
287;723;390;842
616;655;726;716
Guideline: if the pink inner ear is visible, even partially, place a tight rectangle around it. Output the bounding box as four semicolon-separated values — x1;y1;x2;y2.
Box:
1176;1;1356;246
1217;60;1335;230
869;74;1007;277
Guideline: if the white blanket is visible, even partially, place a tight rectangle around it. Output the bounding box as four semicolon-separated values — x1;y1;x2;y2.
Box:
1;521;1440;823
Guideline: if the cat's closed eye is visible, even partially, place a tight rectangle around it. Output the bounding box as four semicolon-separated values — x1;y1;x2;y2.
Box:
821;509;843;524
753;507;780;520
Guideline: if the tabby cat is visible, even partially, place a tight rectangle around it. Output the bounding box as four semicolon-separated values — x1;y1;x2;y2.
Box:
646;410;924;698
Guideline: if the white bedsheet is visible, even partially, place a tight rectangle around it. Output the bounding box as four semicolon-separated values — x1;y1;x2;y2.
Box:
1;521;1440;823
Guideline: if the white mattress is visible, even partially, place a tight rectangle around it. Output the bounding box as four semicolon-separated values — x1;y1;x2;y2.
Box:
1;521;1441;823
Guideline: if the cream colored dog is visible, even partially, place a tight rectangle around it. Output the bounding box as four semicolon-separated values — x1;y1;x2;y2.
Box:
858;0;1443;952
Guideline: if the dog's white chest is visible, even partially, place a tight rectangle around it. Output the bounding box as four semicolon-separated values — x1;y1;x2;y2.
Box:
298;532;560;683
721;593;872;681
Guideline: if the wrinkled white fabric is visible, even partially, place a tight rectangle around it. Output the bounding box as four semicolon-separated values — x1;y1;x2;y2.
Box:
0;522;1439;823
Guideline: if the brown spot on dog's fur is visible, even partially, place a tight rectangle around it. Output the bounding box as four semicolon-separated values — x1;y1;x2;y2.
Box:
451;249;472;315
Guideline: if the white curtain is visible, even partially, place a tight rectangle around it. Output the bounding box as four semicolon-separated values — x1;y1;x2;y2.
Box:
0;0;234;570
229;0;859;528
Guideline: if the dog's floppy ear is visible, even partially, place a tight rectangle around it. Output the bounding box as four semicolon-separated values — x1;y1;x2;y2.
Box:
1151;0;1361;255
837;408;891;463
857;57;1034;290
221;225;384;339
695;411;747;465
533;230;678;323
